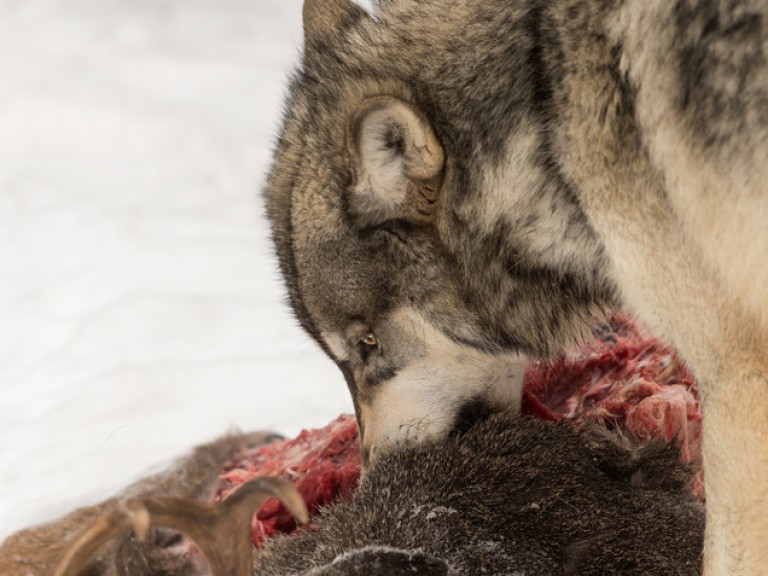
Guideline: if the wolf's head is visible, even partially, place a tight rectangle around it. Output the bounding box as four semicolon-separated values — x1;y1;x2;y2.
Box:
265;0;612;461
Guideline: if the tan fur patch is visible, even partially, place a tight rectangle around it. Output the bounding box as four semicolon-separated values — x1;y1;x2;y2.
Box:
358;309;527;460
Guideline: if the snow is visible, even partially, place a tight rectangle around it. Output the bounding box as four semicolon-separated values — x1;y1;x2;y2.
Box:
0;0;363;541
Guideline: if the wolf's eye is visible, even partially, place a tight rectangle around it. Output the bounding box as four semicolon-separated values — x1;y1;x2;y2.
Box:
357;333;379;362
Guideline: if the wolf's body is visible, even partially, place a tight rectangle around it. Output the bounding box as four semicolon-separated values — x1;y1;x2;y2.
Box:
0;416;704;575
265;0;768;573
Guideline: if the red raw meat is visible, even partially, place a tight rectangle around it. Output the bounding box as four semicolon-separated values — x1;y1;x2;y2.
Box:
522;313;703;499
215;314;704;547
214;415;360;547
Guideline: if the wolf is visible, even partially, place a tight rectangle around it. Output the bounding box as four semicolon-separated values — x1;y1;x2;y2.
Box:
264;0;768;573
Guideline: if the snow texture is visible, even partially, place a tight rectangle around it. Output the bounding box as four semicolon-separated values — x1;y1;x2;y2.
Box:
0;0;369;541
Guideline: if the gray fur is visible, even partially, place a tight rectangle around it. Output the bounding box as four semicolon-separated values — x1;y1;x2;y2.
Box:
265;1;616;359
265;1;768;572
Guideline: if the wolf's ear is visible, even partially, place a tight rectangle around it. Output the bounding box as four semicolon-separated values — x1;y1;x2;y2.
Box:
347;97;445;228
303;0;368;44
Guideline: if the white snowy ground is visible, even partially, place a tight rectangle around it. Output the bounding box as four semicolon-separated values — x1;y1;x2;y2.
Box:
0;0;363;541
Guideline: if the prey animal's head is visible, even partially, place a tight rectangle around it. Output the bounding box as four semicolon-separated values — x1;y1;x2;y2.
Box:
265;0;611;461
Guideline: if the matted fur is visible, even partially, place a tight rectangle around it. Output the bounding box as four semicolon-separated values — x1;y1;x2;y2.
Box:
0;419;704;575
264;1;768;573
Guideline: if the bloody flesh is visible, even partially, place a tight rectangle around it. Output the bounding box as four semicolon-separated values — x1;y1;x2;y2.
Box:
522;313;703;498
215;314;703;547
214;414;360;547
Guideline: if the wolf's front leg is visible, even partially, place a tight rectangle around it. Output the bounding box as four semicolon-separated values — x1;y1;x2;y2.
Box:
699;362;768;575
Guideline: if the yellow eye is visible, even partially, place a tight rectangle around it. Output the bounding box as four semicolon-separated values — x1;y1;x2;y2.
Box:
357;333;379;362
361;333;378;347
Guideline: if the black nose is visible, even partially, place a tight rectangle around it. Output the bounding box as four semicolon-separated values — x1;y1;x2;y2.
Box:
451;397;494;435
